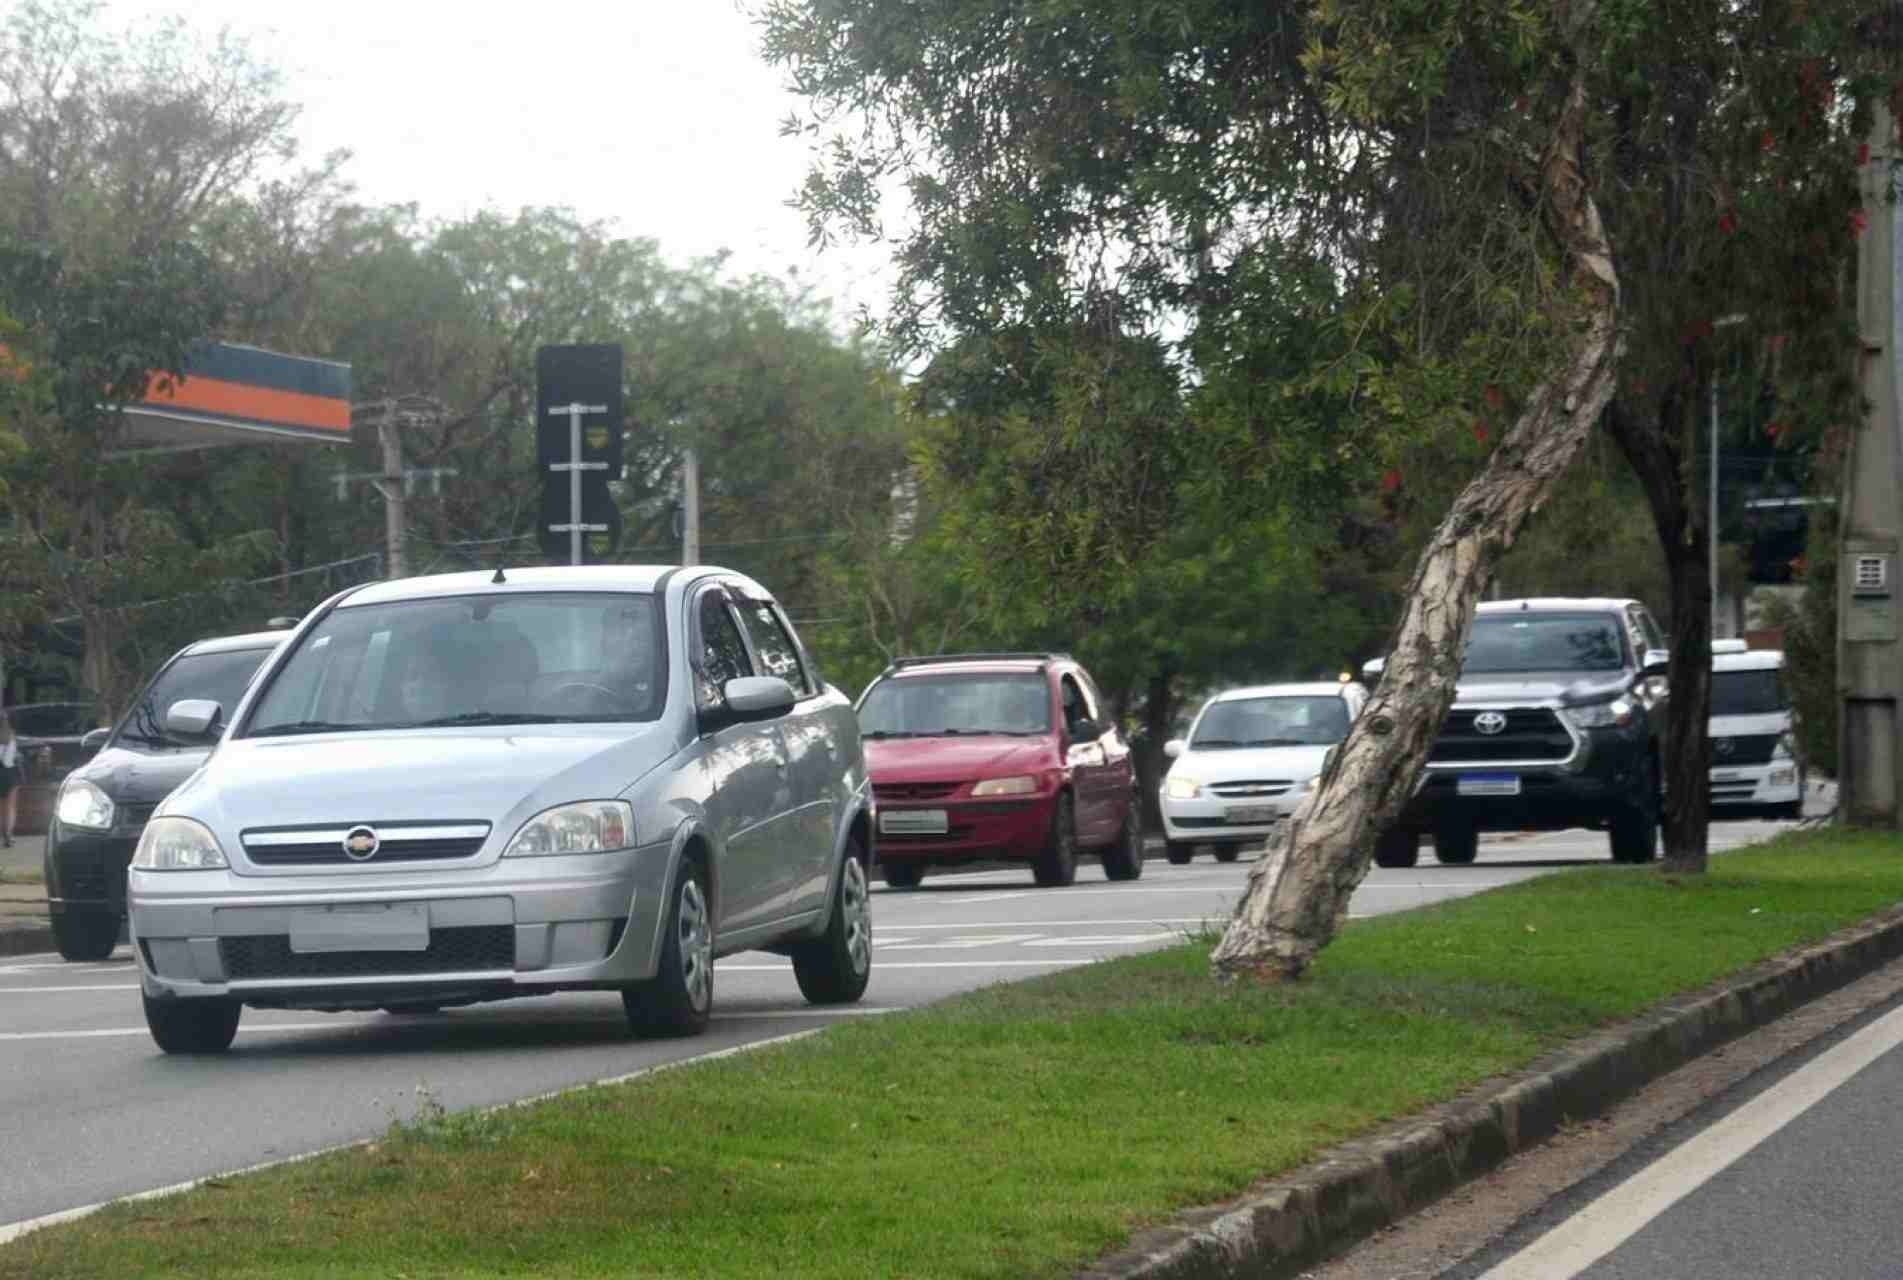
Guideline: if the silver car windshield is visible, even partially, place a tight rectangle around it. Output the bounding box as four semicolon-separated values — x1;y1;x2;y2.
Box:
244;592;664;736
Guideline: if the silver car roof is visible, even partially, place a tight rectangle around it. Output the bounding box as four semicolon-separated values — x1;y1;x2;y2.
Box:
334;564;766;608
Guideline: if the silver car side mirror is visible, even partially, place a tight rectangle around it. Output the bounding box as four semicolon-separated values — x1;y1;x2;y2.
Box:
165;699;223;739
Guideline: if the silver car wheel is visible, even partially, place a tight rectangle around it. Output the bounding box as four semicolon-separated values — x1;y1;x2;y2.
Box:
678;877;713;1012
841;855;871;976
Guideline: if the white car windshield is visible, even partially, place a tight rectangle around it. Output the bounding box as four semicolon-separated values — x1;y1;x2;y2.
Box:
1711;669;1787;716
244;592;664;735
1191;696;1349;749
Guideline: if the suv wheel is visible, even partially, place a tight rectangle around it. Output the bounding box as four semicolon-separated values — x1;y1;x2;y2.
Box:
881;860;925;890
1101;805;1145;881
143;994;241;1054
1374;828;1421;869
1165;841;1196;865
53;909;119;962
1609;762;1660;863
791;843;872;1005
624;859;713;1036
1033;793;1079;887
1433;823;1478;865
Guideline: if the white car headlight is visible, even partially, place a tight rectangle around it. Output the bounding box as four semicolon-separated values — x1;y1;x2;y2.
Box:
1565;697;1634;730
1165;774;1202;800
56;779;116;832
971;774;1037;797
131;817;228;871
503;801;635;857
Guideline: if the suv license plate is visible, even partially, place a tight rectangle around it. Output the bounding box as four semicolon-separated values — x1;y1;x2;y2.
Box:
880;809;949;836
1226;805;1277;824
1457;773;1521;797
289;903;429;954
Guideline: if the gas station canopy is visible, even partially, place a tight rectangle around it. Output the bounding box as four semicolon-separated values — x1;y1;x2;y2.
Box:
117;341;351;453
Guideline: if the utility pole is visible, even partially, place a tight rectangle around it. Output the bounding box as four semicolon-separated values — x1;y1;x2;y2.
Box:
1839;100;1903;828
378;414;406;580
337;396;456;582
681;446;701;566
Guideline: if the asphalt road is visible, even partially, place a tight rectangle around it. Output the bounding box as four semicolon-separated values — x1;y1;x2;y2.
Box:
0;815;1795;1233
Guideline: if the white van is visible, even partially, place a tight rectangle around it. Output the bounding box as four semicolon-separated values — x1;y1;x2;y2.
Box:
1708;640;1803;820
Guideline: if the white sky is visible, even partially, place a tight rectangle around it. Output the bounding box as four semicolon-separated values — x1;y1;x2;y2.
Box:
106;0;900;326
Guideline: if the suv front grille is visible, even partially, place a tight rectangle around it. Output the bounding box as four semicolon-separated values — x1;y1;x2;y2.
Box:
1711;734;1779;766
1433;708;1572;762
220;925;515;980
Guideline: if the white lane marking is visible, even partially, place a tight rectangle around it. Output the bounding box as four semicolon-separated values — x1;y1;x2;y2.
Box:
1021;934;1174;947
0;984;138;993
0;1028;825;1247
878;934;1044;951
1479;1000;1903;1279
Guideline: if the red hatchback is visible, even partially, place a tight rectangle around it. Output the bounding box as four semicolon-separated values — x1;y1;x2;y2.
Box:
854;652;1144;888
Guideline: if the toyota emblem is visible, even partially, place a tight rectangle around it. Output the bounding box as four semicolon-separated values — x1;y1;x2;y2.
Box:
1473;711;1508;736
342;826;380;861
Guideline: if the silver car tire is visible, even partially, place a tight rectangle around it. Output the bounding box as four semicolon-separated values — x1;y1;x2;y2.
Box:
791;841;872;1005
624;860;714;1037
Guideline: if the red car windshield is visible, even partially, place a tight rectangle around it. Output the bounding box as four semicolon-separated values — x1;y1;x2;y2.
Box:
858;672;1049;737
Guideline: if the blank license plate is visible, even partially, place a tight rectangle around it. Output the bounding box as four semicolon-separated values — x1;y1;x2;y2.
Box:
1456;774;1521;797
1226;805;1277;824
289;903;429;954
880;809;949;836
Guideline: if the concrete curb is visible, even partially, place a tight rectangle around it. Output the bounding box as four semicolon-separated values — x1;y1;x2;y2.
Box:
1078;903;1903;1280
0;924;54;958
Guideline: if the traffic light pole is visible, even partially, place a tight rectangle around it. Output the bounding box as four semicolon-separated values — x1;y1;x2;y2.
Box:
546;401;610;567
1839;101;1903;828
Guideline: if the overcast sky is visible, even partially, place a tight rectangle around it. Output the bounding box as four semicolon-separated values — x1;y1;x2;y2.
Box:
107;0;900;325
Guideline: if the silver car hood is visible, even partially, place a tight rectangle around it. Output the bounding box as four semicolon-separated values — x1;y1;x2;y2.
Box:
163;724;680;833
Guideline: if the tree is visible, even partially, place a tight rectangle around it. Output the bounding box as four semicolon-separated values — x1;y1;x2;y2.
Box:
762;0;1883;977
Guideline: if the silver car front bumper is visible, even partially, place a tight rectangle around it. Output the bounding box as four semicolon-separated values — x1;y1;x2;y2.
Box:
128;840;672;1008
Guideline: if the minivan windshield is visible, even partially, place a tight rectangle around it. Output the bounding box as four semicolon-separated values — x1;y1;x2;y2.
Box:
122;646;278;745
1191;696;1350;749
857;673;1049;737
244;592;664;736
1711;669;1787;716
1461;613;1628;675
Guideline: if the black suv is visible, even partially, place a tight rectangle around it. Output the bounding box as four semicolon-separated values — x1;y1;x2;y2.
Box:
44;629;286;961
1370;597;1670;867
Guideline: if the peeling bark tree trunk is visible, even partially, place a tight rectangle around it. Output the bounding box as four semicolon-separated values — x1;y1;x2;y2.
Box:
1210;69;1626;982
1606;397;1711;874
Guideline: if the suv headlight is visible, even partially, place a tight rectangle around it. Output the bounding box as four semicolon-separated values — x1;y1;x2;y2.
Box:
971;774;1037;797
503;801;635;856
131;817;228;871
1564;697;1635;730
56;779;115;832
1165;774;1201;800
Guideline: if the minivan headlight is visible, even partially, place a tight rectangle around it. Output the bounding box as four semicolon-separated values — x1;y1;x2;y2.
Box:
131;817;228;871
1564;697;1634;730
1165;774;1202;800
56;779;115;832
502;801;635;856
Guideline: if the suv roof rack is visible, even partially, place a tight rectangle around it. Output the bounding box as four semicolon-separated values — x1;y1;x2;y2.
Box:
888;651;1072;670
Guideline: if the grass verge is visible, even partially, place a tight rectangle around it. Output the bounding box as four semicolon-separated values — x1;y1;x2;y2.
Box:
7;828;1901;1279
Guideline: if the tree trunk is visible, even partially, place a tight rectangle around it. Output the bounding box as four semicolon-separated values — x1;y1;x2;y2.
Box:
1605;397;1710;872
1135;665;1177;834
1210;67;1624;982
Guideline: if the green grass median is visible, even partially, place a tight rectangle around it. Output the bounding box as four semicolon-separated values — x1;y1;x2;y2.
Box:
7;828;1901;1279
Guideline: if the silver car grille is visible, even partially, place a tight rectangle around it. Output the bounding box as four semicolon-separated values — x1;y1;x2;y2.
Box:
240;822;492;866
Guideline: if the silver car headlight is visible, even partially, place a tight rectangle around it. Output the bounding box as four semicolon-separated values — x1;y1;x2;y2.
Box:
1564;697;1634;730
131;817;229;871
502;801;636;857
56;779;116;832
1165;774;1202;800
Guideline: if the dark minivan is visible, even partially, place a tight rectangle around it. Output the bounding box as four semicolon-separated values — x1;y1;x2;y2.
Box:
44;630;285;960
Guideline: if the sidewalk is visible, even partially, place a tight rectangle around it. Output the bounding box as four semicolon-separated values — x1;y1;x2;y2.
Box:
0;833;54;957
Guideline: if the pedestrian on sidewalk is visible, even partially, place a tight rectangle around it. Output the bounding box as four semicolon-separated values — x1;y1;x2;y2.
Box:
0;711;18;847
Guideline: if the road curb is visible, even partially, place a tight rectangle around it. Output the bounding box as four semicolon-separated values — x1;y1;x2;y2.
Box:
1078;903;1903;1280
